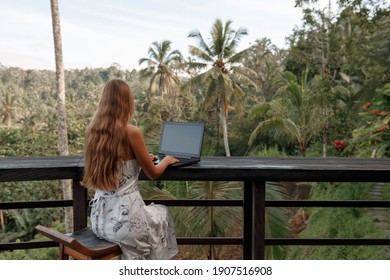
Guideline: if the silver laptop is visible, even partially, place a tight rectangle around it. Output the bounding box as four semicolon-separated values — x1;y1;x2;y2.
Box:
154;121;205;167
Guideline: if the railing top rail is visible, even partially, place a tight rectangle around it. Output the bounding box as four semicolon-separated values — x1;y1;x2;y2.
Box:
1;156;389;182
0;156;83;182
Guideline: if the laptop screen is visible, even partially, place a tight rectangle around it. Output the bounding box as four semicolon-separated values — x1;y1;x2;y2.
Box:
159;122;205;158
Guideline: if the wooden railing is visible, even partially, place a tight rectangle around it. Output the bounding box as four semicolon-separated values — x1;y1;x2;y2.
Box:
1;156;390;259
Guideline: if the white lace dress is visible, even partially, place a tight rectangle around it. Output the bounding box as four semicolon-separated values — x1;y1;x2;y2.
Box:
89;159;178;259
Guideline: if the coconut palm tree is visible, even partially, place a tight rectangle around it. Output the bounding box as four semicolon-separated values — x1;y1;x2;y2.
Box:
139;40;183;100
1;89;17;128
181;180;243;259
184;19;258;157
249;69;323;156
174;179;288;259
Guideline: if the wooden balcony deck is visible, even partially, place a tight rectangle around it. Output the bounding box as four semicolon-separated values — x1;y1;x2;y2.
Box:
1;156;390;259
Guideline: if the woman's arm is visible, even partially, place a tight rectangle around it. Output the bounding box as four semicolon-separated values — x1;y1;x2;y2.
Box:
125;125;179;180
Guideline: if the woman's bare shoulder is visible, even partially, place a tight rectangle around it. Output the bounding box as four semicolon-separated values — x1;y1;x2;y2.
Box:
124;125;142;139
125;124;140;133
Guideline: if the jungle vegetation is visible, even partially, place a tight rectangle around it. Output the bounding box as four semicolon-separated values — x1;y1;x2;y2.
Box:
0;0;389;259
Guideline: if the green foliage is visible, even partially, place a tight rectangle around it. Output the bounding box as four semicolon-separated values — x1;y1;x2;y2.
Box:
351;84;390;157
248;145;288;157
1;0;389;259
0;128;58;156
286;182;388;259
178;181;243;259
0;220;65;260
264;182;290;259
0;181;63;244
0;181;61;202
286;0;390;156
382;183;390;201
0;248;58;260
249;69;325;156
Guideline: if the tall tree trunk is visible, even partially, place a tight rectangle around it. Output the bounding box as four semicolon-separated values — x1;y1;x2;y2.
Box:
219;107;231;157
0;210;5;233
322;114;329;158
50;0;73;233
7;115;12;128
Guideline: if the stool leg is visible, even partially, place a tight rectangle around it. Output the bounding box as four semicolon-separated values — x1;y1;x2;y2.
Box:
59;244;69;260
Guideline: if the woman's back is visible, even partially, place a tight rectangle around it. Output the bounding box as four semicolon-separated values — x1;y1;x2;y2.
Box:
83;79;178;259
90;159;178;260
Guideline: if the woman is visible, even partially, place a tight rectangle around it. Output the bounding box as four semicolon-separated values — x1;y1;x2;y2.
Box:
82;79;179;259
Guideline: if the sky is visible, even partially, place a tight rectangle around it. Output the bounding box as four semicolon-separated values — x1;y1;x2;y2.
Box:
0;0;329;71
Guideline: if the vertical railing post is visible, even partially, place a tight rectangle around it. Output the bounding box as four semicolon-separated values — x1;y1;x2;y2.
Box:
253;181;266;259
72;180;87;231
243;181;253;259
244;181;266;259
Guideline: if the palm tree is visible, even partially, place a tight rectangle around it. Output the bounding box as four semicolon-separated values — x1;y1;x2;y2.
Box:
181;180;243;259
249;69;323;156
241;38;285;102
184;19;258;157
50;0;72;232
1;89;17;128
139;40;182;100
173;179;288;259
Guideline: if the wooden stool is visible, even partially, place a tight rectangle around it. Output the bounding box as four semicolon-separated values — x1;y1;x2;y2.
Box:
35;225;122;260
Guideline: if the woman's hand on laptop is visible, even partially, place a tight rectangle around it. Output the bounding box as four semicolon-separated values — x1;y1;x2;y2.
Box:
149;153;158;161
163;155;180;165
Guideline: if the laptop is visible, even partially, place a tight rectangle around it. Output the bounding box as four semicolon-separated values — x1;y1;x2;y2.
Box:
153;121;205;167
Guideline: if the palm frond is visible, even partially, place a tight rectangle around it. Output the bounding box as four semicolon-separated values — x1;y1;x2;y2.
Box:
280;118;302;143
164;49;183;64
250;103;271;119
138;67;155;79
165;69;180;85
283;71;298;83
232;81;245;97
264;182;289;259
212;19;229;56
138;57;157;67
218;73;244;111
148;44;160;61
151;41;170;62
138;181;177;200
231;65;258;77
149;72;160;96
230;69;258;90
160;40;172;52
225;26;248;57
189;46;213;62
203;78;219;110
248;117;297;146
184;61;208;70
188;30;213;56
278;71;303;109
191;181;242;200
228;48;250;63
180;71;208;92
180;181;243;238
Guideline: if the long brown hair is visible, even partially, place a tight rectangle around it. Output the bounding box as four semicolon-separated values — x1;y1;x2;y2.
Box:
82;79;134;190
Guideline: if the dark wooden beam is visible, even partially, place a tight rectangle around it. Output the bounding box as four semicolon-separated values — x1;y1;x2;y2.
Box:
2;156;389;183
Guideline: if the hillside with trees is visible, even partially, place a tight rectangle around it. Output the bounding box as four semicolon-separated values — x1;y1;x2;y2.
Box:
0;0;389;259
